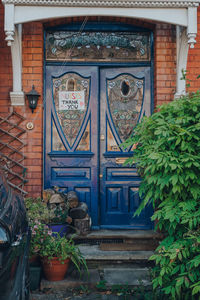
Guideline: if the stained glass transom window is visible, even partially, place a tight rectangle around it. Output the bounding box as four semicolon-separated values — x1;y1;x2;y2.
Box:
53;73;90;148
107;74;144;143
46;31;151;62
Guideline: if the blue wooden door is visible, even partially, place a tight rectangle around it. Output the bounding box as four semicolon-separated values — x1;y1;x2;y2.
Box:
44;66;152;229
44;66;99;227
100;67;153;229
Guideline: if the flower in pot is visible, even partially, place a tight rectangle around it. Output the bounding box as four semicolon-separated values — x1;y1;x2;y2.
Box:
25;197;51;262
39;233;88;281
29;222;53;290
29;221;53;260
25;197;50;224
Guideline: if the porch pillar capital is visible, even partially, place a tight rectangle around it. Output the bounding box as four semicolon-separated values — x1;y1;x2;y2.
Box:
187;6;197;48
4;4;15;46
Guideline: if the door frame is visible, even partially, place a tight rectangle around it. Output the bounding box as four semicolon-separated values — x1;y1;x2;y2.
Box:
43;22;154;229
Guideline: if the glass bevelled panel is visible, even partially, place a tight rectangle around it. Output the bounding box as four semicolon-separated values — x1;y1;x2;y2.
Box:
107;75;144;142
46;31;150;62
76;119;90;151
107;121;120;152
52;120;65;151
53;73;90;147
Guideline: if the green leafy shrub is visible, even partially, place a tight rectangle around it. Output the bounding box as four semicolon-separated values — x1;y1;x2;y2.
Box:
123;92;200;299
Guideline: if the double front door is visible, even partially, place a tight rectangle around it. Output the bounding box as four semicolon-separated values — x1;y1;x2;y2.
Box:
44;65;152;229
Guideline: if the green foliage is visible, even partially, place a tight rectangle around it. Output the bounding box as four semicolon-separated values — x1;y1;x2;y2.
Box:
40;233;88;274
25;196;69;225
96;280;107;291
123;92;200;299
25;197;50;223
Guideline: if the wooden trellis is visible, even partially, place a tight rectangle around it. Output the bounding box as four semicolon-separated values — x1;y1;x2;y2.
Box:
0;111;28;195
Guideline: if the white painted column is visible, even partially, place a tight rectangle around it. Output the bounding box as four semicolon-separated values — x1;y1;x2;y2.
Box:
4;4;24;105
187;7;197;48
4;4;15;46
175;26;189;99
10;24;25;105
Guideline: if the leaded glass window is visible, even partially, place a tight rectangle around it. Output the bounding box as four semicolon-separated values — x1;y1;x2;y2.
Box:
52;73;90;149
46;31;151;62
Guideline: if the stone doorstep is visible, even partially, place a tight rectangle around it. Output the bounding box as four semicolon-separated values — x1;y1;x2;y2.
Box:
40;246;153;291
78;245;154;261
40;267;151;291
40;269;100;290
73;230;162;241
73;230;161;252
39;232;155;293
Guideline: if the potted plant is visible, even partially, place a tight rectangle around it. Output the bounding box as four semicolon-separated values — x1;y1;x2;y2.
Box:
25;197;51;290
43;189;70;237
47;204;69;237
39;233;88;281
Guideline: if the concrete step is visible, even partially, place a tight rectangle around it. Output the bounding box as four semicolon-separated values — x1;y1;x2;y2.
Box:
39;231;156;292
73;229;162;242
72;230;162;252
79;244;153;262
40;265;151;291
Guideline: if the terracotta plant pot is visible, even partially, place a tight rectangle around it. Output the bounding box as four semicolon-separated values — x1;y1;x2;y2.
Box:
41;257;70;281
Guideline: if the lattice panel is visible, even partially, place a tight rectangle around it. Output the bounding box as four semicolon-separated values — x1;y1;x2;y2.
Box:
0;111;28;195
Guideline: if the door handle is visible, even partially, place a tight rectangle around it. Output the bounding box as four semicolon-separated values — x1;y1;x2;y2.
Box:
100;135;105;141
99;174;103;178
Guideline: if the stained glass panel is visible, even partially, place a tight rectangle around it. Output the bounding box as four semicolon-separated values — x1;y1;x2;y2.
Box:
107;122;120;152
76;120;90;151
46;31;150;62
52;120;65;151
53;73;90;148
107;74;144;143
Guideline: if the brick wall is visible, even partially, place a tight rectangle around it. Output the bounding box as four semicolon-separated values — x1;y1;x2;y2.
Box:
154;23;176;106
1;8;195;198
20;22;44;197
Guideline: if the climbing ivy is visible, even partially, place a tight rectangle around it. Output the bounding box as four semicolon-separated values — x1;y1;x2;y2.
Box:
123;92;200;299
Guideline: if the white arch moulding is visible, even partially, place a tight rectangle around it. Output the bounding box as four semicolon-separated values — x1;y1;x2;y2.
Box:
2;0;200;105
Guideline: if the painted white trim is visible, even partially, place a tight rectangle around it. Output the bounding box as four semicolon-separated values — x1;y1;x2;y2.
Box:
14;7;188;27
10;91;25;105
175;26;189;99
187;6;197;47
10;24;25;105
4;4;14;46
2;0;200;8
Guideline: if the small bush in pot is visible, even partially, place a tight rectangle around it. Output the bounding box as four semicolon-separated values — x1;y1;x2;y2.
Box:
39;233;88;281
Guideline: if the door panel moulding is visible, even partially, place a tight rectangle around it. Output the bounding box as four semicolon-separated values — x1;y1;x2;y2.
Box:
2;0;200;105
